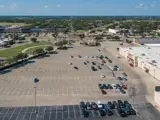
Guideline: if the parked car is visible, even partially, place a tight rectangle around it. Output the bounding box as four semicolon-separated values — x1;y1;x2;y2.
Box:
97;102;105;109
112;101;118;109
122;77;128;81
107;101;115;109
97;66;101;69
98;84;104;89
78;55;82;58
83;62;87;65
74;66;78;70
92;62;96;65
68;62;72;65
103;84;108;89
101;89;107;94
105;107;113;116
117;76;122;80
86;102;92;110
86;56;89;58
117;100;125;108
107;84;113;89
91;102;99;110
70;55;74;58
108;59;112;63
130;108;136;115
123;108;131;115
116;84;121;89
122;72;127;77
117;108;127;117
111;84;117;89
86;60;89;63
122;85;127;90
99;109;106;116
105;56;108;59
80;101;86;110
100;74;105;78
81;109;89;117
119;88;126;94
91;66;96;71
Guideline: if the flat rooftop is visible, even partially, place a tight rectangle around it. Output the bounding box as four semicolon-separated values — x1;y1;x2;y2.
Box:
122;45;160;68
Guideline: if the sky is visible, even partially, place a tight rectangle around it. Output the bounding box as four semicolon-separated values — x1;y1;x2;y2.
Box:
0;0;159;16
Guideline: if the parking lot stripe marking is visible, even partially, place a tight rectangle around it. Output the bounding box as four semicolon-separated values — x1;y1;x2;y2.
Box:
16;107;23;120
114;109;120;116
62;106;64;119
91;110;95;118
29;107;34;120
2;108;10;120
55;106;57;119
8;107;16;120
73;105;76;119
68;105;70;119
79;105;82;118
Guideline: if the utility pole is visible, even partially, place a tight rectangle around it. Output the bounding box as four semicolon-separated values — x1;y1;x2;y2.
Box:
34;78;39;113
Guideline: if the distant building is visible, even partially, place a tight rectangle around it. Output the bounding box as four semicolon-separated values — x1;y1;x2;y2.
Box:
119;46;160;80
133;37;160;45
108;28;120;34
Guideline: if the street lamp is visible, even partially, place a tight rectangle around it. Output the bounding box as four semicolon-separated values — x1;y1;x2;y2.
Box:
34;78;39;113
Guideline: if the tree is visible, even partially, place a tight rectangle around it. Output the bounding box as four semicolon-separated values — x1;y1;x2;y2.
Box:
5;57;15;64
16;53;28;61
45;46;54;53
33;48;45;55
0;62;5;68
30;37;37;42
79;34;85;40
55;40;67;47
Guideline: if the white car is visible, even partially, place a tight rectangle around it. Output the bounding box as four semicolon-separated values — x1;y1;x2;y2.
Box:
85;56;89;58
111;84;117;89
100;74;105;78
68;62;72;65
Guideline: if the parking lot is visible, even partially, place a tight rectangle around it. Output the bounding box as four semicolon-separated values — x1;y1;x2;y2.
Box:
0;46;129;106
0;103;159;120
0;104;141;120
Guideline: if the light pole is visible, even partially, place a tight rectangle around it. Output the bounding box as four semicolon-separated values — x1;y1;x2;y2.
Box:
34;78;39;113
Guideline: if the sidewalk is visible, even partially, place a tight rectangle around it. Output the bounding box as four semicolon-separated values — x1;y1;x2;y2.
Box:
146;95;160;112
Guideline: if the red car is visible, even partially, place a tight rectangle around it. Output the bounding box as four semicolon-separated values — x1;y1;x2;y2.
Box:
101;90;107;94
122;85;127;90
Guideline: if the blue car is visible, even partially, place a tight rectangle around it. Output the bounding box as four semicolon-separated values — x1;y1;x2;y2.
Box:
74;66;78;70
84;62;87;65
105;107;113;116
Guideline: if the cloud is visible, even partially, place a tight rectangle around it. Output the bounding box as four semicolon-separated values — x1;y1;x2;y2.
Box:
136;3;144;8
150;1;156;7
0;5;4;8
9;3;17;9
44;5;48;9
56;5;61;8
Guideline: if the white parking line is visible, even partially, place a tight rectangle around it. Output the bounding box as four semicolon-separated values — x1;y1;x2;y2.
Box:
9;107;16;120
1;88;7;96
42;106;46;120
29;107;34;120
16;107;23;120
114;109;120;116
68;106;70;119
55;106;57;119
91;110;95;118
27;88;31;96
2;108;10;120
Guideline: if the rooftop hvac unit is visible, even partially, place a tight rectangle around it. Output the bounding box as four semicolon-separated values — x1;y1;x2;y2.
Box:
141;53;145;56
152;60;156;63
